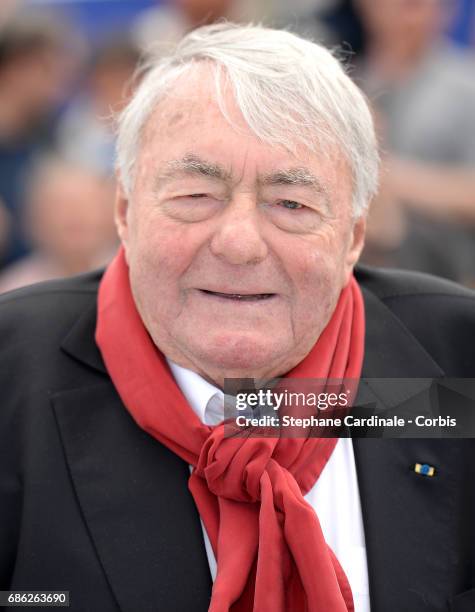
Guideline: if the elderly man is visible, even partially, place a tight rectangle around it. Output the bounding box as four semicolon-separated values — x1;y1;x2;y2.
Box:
0;24;474;612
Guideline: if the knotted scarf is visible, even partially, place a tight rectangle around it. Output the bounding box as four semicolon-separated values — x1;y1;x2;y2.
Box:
96;248;365;612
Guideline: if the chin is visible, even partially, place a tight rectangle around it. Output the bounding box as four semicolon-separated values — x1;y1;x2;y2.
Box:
188;331;289;376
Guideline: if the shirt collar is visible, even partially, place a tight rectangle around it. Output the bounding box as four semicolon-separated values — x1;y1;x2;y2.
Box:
167;359;224;425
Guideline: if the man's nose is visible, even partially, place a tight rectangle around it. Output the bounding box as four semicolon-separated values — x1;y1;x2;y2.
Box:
209;196;268;265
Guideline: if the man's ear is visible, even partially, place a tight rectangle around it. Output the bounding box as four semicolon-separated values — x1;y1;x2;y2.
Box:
343;214;367;284
114;178;130;259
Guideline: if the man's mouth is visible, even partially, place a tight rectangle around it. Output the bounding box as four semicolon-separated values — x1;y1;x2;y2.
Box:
199;289;275;301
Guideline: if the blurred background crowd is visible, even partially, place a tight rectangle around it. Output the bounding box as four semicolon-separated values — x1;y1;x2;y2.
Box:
0;0;474;294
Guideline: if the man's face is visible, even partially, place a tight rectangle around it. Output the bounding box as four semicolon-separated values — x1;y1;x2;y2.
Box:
116;69;365;385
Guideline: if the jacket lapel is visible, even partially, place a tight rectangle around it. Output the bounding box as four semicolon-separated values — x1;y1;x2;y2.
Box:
354;288;461;611
55;306;212;612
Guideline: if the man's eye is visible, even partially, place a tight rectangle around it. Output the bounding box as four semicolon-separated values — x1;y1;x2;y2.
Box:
277;200;304;210
189;193;208;198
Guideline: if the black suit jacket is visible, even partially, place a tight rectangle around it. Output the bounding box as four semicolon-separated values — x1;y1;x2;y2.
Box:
0;266;475;612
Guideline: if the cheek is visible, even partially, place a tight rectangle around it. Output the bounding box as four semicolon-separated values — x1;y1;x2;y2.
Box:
287;238;347;333
127;211;211;315
300;258;339;314
292;232;346;291
125;214;184;314
128;206;185;270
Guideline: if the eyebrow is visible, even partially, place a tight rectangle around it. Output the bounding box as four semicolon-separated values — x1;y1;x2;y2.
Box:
261;167;331;211
154;154;232;188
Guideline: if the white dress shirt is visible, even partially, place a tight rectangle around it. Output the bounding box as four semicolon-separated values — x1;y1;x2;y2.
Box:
169;360;371;612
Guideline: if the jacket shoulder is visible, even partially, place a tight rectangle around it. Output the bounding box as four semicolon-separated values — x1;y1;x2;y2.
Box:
356;264;475;301
0;270;101;333
356;265;475;376
0;271;104;390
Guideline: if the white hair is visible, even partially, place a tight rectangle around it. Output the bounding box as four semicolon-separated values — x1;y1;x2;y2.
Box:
116;23;379;216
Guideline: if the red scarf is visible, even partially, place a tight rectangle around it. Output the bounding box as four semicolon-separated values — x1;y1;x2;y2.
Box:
96;249;365;612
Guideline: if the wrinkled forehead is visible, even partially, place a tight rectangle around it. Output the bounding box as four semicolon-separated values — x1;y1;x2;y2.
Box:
142;69;226;144
141;64;245;142
139;64;346;177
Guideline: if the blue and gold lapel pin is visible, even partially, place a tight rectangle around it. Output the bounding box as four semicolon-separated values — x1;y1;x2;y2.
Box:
414;463;435;477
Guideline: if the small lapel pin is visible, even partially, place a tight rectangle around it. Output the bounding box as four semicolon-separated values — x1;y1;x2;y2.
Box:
414;463;435;477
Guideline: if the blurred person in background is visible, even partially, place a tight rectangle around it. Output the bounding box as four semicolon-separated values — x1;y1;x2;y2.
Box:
283;0;475;64
57;38;141;176
0;10;78;267
272;0;365;52
354;0;475;286
132;0;268;51
0;155;117;294
0;0;21;29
